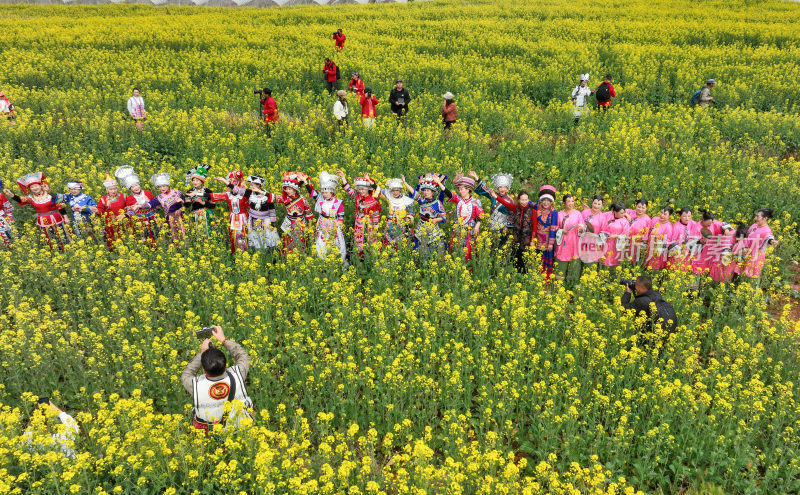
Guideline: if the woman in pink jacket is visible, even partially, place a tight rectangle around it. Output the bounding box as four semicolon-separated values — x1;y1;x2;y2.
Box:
601;203;630;268
737;208;778;279
669;207;702;273
709;222;743;283
624;199;651;264
693;210;726;276
555;194;584;283
578;195;610;266
645;207;673;270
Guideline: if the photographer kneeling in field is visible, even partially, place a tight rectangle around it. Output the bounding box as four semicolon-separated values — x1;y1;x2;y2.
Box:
620;275;677;338
181;326;253;433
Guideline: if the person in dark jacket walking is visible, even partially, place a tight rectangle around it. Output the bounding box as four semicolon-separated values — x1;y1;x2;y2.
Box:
388;79;410;119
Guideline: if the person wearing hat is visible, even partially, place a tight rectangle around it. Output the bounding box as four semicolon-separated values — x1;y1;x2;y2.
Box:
440;172;484;261
4;172;71;250
234;175;280;253
442;92;457;130
473;171;514;244
135;173;186;243
55;181;97;240
379;177;415;248
348;72;365;97
211;171;251;254
491;189;536;273
0;179;15;248
127;88;147;131
0;90;16;125
333;90;349;127
388;79;410;119
323;58;339;94
97;174;129;250
404;173;447;257
260;171;316;253
333;28;346;51
570;74;593;124
359;88;379;129
699;79;716;107
184;165;215;238
338;169;382;256
313;171;347;262
116;166;159;244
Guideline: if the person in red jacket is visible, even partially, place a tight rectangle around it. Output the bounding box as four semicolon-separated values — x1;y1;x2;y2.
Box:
596;74;617;111
349;72;365;97
259;88;279;136
333;29;346;51
359;88;379;128
323;58;339;94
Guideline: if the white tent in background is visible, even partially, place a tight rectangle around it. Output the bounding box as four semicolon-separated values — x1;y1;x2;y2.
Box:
239;0;280;6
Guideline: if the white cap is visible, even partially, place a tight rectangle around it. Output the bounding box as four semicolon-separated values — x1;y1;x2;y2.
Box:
443;92;454;100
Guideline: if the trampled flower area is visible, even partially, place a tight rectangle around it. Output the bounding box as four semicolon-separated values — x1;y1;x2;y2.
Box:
1;1;800;493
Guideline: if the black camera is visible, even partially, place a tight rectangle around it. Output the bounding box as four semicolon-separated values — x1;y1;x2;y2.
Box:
619;278;636;291
196;326;214;340
253;89;263;96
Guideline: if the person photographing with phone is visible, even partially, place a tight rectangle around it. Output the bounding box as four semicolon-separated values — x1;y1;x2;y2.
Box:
181;326;253;433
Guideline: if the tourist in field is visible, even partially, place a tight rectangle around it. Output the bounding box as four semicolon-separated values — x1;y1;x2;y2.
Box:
379;177;415;248
323;58;339;94
405;174;447;256
333;90;349;127
97;174;129;250
737;208;778;280
184;164;215;238
259;88;279;136
595;74;616;111
388;79;410;120
490;189;536;273
117;166;158;244
181;325;253;433
0;180;15;248
211;171;251;254
314;171;347;262
333;28;346;51
261;171;316;253
359;88;379;128
440;173;483;261
600;203;630;270
474;172;513;245
5;173;71;251
698;79;716;107
348;72;364;96
58;181;96;240
127;88;147;130
578;195;610;268
571;73;593;124
555;194;583;284
645;207;674;270
0;90;16;125
623;199;651;263
620;275;677;336
23;397;80;458
442;92;457;130
338;169;382;256
237;175;281;253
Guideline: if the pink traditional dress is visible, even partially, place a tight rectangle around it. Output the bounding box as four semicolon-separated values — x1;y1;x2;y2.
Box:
646;218;673;270
343;178;382;255
693;221;725;276
625;209;651;263
578;208;609;263
669;220;703;273
601;215;630;267
708;229;738;283
738;223;774;278
555;209;583;263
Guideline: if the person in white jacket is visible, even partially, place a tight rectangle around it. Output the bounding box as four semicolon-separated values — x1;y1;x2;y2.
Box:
571;74;593;124
333;90;349;128
23;398;80;458
127;88;147;130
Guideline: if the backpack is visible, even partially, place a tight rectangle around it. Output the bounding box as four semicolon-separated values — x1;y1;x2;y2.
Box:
335;64;341;81
690;88;703;106
595;82;610;102
654;300;677;333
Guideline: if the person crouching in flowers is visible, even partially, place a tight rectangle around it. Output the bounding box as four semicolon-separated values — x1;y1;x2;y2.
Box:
474;171;513;246
0;179;15;248
4;172;71;251
211;171;250;254
379;177;415;249
22;397;80;459
440;172;483;261
600;203;630;272
97;174;128;250
238;175;281;253
555;194;583;284
338;170;382;256
314;171;347;262
737;208;779;282
134;173;185;243
404;174;447;257
624;199;651;264
117;166;159;244
58;181;97;240
184;165;215;238
262;172;316;253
